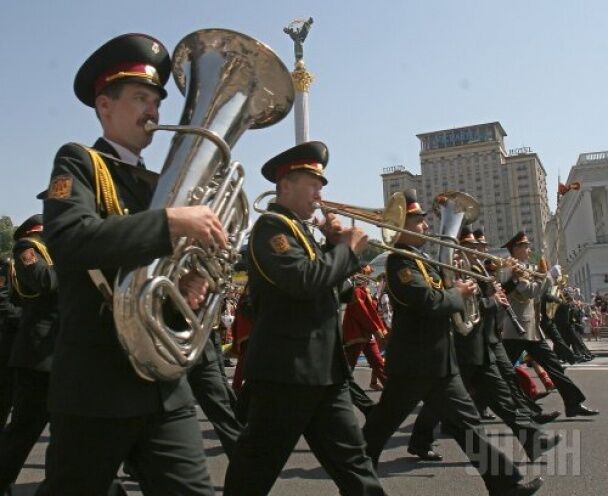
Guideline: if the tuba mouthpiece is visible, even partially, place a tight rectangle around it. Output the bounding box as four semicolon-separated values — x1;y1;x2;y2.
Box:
144;120;158;133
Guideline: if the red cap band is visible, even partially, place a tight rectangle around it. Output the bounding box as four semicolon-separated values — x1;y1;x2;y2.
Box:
94;62;159;96
406;202;422;213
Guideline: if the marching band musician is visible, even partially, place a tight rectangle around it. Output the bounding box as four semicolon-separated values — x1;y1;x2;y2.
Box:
0;216;58;493
407;226;561;464
362;192;543;496
475;230;560;425
539;265;579;364
500;232;598;418
40;34;226;495
0;257;20;433
224;141;385;496
553;288;587;361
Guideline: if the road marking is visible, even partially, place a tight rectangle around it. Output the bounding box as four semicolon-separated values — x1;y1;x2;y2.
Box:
565;365;608;371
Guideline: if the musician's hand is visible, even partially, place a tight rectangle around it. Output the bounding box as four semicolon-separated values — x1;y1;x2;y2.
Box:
494;289;510;307
339;227;368;255
319;212;343;245
455;279;477;298
179;272;209;310
166;206;227;250
512;264;525;280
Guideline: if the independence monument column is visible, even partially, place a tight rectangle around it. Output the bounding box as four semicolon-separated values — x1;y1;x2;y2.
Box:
284;17;314;144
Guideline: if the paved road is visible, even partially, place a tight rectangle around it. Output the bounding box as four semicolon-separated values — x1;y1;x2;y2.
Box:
10;341;608;495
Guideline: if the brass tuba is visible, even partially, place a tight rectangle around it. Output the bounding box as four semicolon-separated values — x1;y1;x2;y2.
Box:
432;191;481;336
113;29;294;381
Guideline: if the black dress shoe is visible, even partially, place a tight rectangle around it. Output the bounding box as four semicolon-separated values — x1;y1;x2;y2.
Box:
565;403;600;417
532;410;560;424
524;433;563;461
407;446;443;461
491;476;544;496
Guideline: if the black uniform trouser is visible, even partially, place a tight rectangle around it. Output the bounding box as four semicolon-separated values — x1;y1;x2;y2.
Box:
572;325;592;355
492;342;540;415
236;375;377;422
188;339;243;459
224;380;385;496
45;406;214;496
542;319;577;363
0;329;16;431
211;331;238;411
409;362;545;455
0;368;49;488
561;324;589;356
363;374;521;494
349;377;376;418
502;339;585;409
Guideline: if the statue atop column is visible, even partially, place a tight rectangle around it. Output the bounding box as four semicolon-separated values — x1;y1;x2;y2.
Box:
283;17;314;62
283;17;314;144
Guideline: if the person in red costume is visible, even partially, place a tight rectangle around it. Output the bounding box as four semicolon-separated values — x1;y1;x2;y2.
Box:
343;268;388;390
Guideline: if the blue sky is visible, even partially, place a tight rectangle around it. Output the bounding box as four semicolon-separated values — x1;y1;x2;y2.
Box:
2;1;607;230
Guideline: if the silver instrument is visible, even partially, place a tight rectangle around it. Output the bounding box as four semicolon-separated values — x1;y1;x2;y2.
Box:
432;191;481;336
113;28;294;382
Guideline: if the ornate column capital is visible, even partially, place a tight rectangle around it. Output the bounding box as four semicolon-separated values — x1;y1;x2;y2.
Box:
292;64;314;93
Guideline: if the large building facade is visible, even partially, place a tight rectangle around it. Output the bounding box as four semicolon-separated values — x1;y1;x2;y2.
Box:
380;122;550;254
557;151;608;300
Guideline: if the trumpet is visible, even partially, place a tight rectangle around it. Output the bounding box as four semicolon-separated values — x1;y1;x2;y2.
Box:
488;258;546;282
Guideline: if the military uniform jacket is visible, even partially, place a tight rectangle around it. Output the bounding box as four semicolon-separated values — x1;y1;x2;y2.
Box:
0;266;21;334
245;203;358;385
454;263;500;367
501;276;543;341
384;247;464;378
553;302;572;333
43;138;193;417
9;237;58;372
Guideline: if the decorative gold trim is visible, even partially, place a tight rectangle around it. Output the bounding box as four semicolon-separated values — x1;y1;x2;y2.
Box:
105;71;159;85
292;67;314;92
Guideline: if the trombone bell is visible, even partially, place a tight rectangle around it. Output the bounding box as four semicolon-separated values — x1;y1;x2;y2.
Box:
319;192;407;246
381;192;407;246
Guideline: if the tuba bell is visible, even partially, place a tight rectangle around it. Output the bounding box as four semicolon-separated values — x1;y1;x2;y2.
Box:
113;29;294;382
432;191;481;336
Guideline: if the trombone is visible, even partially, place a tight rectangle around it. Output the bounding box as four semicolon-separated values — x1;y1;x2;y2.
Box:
318;193;545;280
252;191;493;283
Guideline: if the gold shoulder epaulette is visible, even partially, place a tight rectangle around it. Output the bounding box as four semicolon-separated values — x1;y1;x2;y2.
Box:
11;238;53;298
75;144;124;217
249;213;316;286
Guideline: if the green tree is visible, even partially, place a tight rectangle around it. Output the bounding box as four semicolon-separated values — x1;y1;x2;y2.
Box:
0;216;15;258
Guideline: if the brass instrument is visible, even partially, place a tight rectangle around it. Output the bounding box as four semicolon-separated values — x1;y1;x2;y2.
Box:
112;29;294;382
251;191;494;283
545;283;561;320
494;258;546;283
317;196;545;280
432;192;481;335
477;260;527;336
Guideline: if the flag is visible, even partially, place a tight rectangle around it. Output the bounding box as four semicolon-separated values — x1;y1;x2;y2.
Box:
558;181;582;198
